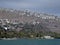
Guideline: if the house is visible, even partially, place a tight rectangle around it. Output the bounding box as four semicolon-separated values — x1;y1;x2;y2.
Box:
4;27;8;30
43;36;54;39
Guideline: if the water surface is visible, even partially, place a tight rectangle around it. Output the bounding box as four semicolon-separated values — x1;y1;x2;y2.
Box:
0;39;60;45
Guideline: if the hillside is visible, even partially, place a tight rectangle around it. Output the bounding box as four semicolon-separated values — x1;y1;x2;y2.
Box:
0;8;60;33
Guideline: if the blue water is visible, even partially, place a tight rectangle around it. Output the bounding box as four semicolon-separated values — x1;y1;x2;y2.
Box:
0;39;60;45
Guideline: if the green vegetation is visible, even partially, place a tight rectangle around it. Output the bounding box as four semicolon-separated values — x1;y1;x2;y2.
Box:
0;29;60;39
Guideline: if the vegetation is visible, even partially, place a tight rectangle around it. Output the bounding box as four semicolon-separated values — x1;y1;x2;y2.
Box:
0;29;60;39
0;23;60;39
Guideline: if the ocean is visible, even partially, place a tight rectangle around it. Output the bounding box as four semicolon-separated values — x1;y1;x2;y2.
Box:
0;39;60;45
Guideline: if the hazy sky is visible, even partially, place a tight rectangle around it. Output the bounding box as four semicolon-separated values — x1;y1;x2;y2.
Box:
0;0;60;16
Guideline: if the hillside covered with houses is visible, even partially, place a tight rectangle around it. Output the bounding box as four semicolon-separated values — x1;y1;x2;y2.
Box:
0;8;60;39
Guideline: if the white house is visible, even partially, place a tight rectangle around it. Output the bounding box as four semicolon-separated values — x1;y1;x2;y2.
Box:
43;36;54;39
4;27;8;30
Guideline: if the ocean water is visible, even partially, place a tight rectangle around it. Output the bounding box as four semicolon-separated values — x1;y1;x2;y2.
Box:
0;39;60;45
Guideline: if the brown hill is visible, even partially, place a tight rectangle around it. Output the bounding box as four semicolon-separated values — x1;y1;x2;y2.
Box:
0;8;60;33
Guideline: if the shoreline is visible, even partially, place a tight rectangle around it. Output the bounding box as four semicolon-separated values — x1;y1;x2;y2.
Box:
0;38;17;40
0;37;55;40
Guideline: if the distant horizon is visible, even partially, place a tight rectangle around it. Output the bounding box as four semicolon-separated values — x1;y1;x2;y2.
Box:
0;0;60;16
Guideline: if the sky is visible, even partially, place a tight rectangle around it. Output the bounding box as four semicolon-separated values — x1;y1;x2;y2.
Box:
0;0;60;16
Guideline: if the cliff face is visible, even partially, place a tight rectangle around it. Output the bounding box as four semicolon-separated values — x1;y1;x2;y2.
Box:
0;8;60;33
